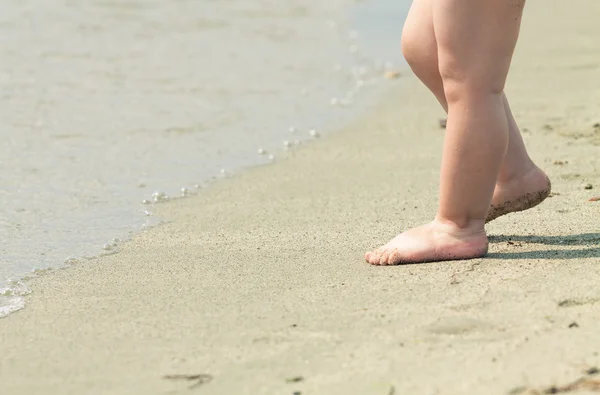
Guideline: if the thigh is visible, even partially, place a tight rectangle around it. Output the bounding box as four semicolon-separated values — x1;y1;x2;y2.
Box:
433;0;526;93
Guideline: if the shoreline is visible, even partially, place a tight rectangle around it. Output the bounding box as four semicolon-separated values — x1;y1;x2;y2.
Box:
0;0;408;317
2;1;600;394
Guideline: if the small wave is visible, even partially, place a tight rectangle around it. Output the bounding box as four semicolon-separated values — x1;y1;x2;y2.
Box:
0;280;32;318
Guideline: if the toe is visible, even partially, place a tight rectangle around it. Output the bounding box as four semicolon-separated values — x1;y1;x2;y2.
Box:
368;248;381;265
379;249;390;265
365;251;377;263
388;249;402;265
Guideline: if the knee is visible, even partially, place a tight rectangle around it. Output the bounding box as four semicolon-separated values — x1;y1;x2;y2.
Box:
400;27;419;68
401;24;438;78
438;57;505;105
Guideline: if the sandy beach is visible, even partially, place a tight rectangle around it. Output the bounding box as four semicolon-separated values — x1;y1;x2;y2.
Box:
1;1;600;394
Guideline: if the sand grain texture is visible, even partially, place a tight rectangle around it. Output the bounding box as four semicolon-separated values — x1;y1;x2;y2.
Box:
1;1;600;395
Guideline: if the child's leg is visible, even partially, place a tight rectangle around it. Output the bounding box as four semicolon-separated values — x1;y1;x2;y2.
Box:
366;0;527;265
401;0;447;111
401;0;550;223
485;94;551;221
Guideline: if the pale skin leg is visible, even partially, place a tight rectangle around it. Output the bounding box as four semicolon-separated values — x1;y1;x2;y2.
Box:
366;0;544;265
400;0;551;223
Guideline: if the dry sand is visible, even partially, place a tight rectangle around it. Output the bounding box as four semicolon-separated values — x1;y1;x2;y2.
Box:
1;1;600;394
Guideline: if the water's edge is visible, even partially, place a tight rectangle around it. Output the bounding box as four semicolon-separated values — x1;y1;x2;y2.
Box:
0;0;410;318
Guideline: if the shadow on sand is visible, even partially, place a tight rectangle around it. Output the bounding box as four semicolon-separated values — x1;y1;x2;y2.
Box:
487;233;600;260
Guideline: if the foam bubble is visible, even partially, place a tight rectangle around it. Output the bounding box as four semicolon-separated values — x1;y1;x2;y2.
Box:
0;280;31;318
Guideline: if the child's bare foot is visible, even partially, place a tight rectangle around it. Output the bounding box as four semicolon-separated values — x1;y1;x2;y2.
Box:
487;166;551;222
364;220;488;266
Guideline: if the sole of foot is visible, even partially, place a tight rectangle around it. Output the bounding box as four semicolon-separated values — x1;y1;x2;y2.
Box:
487;166;551;223
365;220;488;266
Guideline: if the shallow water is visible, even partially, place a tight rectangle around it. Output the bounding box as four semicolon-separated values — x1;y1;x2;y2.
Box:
0;0;410;317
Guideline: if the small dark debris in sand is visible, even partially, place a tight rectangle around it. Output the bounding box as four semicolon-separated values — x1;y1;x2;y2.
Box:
553;160;568;165
587;367;600;376
439;118;447;129
584;183;594;190
589;196;600;202
543;124;554;131
549;192;561;197
293;392;302;395
163;373;212;381
559;297;600;307
593;123;600;129
559;299;580;307
291;324;298;327
286;376;304;383
388;385;396;395
509;368;600;394
163;373;213;389
568;322;579;328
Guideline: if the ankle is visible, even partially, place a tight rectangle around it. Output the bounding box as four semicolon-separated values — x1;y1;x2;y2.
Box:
433;216;486;234
496;160;537;184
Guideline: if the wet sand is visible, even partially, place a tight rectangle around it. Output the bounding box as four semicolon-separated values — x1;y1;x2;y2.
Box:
1;1;600;394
